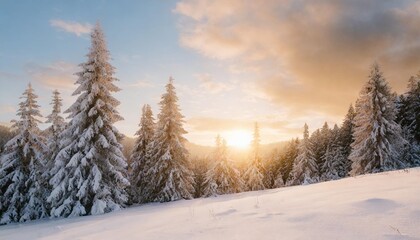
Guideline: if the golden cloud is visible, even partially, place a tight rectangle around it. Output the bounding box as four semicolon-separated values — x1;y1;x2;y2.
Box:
196;73;233;94
175;0;420;118
187;117;294;132
25;61;77;91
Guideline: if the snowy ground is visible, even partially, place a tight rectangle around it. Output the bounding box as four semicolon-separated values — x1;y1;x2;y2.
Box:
1;168;419;240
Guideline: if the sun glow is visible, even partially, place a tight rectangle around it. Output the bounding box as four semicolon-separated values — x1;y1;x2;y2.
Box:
226;130;252;148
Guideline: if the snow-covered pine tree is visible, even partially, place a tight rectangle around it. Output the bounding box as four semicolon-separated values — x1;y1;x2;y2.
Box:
396;76;420;167
48;23;129;217
404;77;420;145
203;136;224;197
264;148;281;189
396;94;408;126
44;90;66;179
399;131;419;168
191;156;209;198
277;138;299;184
146;78;194;202
349;63;406;175
130;104;155;203
311;122;331;177
321;125;347;181
273;173;285;188
287;123;319;185
338;104;356;174
273;151;285;188
309;129;321;163
203;135;243;196
0;126;15;154
243;122;265;191
0;84;48;224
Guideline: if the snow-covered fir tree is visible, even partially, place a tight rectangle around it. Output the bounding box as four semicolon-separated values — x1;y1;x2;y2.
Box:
338;104;356;174
399;132;419;168
309;129;321;160
321;125;347;181
243;122;265;191
44;90;66;177
349;63;406;175
146;78;194;202
287;123;319;185
203;135;243;196
130;104;155;203
0;126;15;154
264;148;281;189
191;156;209;198
0;84;48;224
404;77;420;145
396;76;420;166
311;122;331;177
48;23;129;217
272;150;285;188
277;138;299;184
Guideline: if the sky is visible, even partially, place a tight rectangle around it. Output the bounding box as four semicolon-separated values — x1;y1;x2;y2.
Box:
1;0;419;146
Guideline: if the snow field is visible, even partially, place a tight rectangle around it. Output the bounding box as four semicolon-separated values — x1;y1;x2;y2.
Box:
1;168;419;240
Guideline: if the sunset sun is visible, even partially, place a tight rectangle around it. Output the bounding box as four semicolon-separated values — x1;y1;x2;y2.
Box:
225;130;252;148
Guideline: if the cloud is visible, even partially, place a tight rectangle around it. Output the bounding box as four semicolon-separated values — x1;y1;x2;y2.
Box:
188;117;253;131
25;61;77;90
50;19;92;36
174;0;420;118
196;73;232;94
187;117;292;132
128;80;155;89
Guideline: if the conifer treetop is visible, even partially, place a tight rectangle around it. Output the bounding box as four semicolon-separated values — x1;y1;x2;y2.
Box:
68;23;123;123
350;63;405;175
156;77;188;144
13;83;42;131
45;90;65;130
251;122;261;162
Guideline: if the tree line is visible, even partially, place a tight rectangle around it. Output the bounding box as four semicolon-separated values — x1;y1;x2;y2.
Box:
0;23;419;225
190;63;419;198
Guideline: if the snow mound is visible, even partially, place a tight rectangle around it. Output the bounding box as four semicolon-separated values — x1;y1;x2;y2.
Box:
1;168;419;240
353;198;400;214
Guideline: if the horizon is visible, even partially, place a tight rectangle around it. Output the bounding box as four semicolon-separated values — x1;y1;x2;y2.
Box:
1;0;419;147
